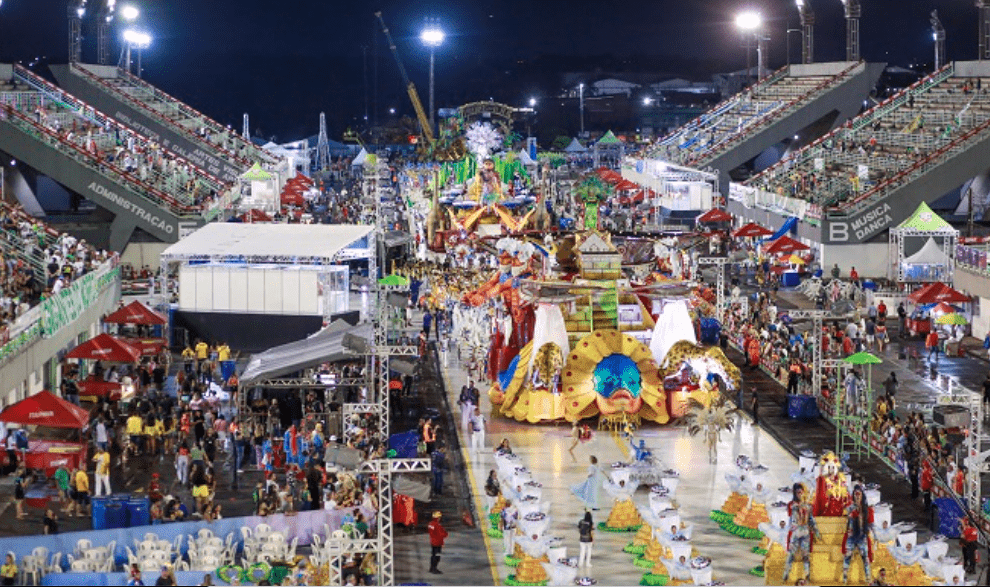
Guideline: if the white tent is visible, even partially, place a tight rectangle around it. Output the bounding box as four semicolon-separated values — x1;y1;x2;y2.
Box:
518;149;537;166
352;148;368;166
239;319;372;384
903;237;950;266
564;138;587;153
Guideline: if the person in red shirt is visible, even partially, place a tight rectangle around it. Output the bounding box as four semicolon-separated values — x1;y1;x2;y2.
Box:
921;461;934;512
427;511;448;574
849;267;859;284
961;517;978;573
926;330;940;362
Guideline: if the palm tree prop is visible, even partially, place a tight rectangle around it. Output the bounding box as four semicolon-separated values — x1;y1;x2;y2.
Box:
680;398;738;464
574;176;611;231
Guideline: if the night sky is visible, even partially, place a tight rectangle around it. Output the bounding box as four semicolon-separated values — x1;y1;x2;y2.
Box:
0;0;980;140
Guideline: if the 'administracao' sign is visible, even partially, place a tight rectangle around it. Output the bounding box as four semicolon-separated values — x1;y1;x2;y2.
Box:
87;181;177;238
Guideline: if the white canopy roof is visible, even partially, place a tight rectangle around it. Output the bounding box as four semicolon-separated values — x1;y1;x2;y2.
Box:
903;237;950;266
564;138;587;152
352;148;368;166
160;223;373;263
518;149;536;166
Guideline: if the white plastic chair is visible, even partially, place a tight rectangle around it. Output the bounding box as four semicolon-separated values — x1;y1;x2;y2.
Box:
287;537;299;560
267;531;286;544
30;547;49;566
74;539;93;558
20;556;42;585
142;533;158;542
171;535;184;553
46;552;62;574
138;559;159;572
254;523;272;538
197;528;215;541
70;560;91;572
240;526;253;541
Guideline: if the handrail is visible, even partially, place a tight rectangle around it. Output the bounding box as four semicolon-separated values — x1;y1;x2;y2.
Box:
71;63;273;169
0;103;208;218
116;67;279;166
14;65;229;193
705;62;863;163
749;63;955;186
834;115;990;215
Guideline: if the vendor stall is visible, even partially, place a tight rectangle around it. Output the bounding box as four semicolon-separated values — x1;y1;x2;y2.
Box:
889;202;958;284
66;334;141;400
0;391;89;477
104;300;168;353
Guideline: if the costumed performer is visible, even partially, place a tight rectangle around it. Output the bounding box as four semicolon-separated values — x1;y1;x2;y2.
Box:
571;455;606;511
568;422;593;463
842;485;874;584
783;483;820;584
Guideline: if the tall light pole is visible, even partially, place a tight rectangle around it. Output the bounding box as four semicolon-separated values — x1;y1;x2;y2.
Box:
786;28;802;67
98;1;116;65
579;83;585;136
68;1;87;64
930;9;946;70
795;0;815;64
735;11;763;85
840;0;861;62
420;20;444;133
980;1;990;60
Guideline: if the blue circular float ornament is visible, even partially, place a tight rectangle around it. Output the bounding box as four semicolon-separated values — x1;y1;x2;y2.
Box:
594;354;641;399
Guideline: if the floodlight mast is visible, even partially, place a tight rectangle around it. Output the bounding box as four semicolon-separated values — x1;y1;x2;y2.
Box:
930;9;946;70
840;0;861;62
68;0;88;63
97;0;116;65
795;0;815;64
978;0;990;61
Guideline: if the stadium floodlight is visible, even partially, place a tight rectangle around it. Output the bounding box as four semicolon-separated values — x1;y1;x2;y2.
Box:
121;5;139;21
420;26;444;47
643;97;653;106
123;28;150;48
735;11;762;31
529;97;537;107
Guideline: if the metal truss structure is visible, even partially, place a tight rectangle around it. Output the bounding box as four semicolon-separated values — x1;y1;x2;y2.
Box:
942;386;985;514
322;457;432;585
252;377;365;389
697;257;729;323
317;112;331;172
821;357;870;461
887;225;957;284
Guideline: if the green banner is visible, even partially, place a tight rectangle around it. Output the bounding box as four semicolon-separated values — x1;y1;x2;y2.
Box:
42;267;120;337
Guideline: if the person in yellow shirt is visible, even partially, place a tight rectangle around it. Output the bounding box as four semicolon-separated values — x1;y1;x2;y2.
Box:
1;553;17;586
143;416;158;457
126;413;144;456
181;345;196;374
73;467;89;517
195;340;208;361
217;343;231;362
92;447;111;496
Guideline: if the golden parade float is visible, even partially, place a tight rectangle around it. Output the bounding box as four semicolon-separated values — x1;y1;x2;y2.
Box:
451;170;741;428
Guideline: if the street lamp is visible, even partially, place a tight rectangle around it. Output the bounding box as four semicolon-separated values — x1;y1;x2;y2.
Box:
420;20;444;132
578;83;585;136
122;28;151;78
735;10;764;85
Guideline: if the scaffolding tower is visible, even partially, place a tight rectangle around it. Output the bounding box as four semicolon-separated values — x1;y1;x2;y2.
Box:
698;257;730;323
842;0;861;62
97;2;113;66
242;113;250;140
68;2;85;64
931;10;946;70
317;112;331;172
980;1;990;61
796;0;815;64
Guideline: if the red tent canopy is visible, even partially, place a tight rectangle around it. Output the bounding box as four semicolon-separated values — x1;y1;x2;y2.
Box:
764;235;810;254
66;333;141;363
732;222;774;238
103;300;167;325
697;208;732;224
0;391;89;429
281;190;305;206
614;179;639;191
631;190;646;203
289;173;314;187
909;282;971;304
242;208;272;222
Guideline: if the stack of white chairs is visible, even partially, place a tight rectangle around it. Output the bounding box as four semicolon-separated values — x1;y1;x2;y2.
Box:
187;531;236;571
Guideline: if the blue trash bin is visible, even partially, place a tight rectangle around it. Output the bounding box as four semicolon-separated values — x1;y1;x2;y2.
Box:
128;496;150;527
220;360;236;382
106;495;129;529
91;496;109;530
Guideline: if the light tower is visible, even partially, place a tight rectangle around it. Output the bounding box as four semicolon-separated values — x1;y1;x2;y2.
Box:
420;19;444;133
317;112;331;172
242;113;250;140
840;0;861;62
795;0;815;64
978;1;989;60
930;9;946;70
735;11;765;83
97;0;115;65
68;1;88;64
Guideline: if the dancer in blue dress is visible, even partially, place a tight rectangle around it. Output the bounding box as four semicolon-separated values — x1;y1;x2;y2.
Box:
571;455;606;510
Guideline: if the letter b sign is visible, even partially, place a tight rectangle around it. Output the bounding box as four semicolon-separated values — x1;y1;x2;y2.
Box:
828;222;849;243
